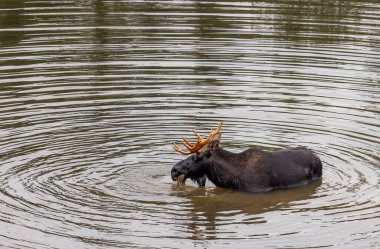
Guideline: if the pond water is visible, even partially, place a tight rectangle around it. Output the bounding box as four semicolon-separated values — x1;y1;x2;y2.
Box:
0;0;379;248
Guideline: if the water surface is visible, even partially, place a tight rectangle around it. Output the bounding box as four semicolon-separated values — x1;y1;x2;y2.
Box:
0;0;379;248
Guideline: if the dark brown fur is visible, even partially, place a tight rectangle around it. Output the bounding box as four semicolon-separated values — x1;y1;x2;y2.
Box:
171;134;322;193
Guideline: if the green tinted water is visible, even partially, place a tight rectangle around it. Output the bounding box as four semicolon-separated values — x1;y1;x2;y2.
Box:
0;1;379;248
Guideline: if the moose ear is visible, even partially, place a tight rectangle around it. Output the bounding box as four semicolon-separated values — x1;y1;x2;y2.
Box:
207;132;221;153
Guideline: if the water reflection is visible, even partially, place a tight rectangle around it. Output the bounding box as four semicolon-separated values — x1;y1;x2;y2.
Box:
91;0;110;76
171;179;322;240
273;0;364;43
188;179;321;214
0;1;27;47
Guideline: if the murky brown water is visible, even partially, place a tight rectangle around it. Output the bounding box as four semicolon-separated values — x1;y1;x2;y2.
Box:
1;0;380;248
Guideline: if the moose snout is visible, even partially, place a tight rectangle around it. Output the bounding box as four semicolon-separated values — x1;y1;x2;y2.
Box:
171;168;178;181
171;163;187;181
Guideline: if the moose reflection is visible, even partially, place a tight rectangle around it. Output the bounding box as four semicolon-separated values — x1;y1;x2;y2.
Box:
171;122;322;192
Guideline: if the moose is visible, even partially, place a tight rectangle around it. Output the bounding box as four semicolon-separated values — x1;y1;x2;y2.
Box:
171;122;322;192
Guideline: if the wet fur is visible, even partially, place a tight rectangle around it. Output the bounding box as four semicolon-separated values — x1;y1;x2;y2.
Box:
172;145;322;193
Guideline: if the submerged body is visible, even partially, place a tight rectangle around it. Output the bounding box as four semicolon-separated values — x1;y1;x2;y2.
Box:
172;135;322;192
201;146;322;192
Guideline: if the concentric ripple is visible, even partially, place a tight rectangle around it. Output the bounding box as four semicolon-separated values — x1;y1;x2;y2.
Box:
1;0;380;248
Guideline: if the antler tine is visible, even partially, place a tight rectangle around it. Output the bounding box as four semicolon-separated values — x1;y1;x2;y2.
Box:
204;121;222;140
214;121;222;134
192;129;203;142
173;143;191;155
181;137;194;147
204;127;214;141
181;137;193;150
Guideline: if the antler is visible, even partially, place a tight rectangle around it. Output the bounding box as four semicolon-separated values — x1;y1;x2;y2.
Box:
173;121;222;155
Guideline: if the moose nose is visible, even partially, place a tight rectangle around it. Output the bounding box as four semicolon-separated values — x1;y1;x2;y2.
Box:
171;168;179;181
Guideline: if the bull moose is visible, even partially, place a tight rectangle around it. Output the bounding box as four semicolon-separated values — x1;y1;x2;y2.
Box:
171;122;322;192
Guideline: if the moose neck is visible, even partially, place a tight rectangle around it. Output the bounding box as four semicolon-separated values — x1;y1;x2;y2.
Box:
204;147;244;189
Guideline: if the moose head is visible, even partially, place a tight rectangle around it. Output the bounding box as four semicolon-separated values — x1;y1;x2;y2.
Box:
171;122;222;187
